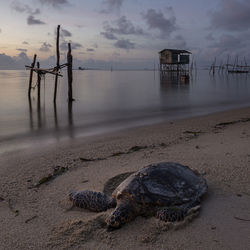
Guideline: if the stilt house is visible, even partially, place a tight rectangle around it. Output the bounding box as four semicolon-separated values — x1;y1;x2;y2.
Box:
159;49;191;73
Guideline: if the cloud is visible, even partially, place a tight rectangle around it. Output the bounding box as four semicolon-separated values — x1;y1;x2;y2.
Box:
11;1;40;15
60;41;83;51
114;16;145;35
101;16;146;40
201;33;250;62
0;53;16;69
0;52;163;70
113;52;120;56
54;27;72;39
101;30;117;40
101;31;117;40
0;52;31;69
114;38;135;49
209;34;244;51
39;42;52;52
16;48;28;52
0;28;1;33
205;33;215;41
86;48;95;52
22;41;29;44
142;8;178;38
39;0;69;7
61;28;72;37
70;42;83;50
209;0;250;31
100;0;124;13
191;29;250;66
75;24;86;28
73;57;156;70
168;35;187;48
27;15;46;25
17;51;30;61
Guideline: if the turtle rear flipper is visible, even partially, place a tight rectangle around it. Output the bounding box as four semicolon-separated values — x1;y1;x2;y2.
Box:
69;190;116;212
156;200;201;222
156;206;186;222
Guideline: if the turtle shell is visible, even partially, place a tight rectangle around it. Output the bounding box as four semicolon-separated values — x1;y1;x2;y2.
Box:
113;162;207;206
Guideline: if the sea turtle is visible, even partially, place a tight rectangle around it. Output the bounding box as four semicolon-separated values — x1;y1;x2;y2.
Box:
69;162;207;230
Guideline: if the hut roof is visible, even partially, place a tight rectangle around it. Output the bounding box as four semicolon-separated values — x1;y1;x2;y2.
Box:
159;49;191;54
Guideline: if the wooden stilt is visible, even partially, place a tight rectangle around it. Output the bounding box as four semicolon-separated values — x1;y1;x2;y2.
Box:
37;62;41;128
67;43;74;101
28;95;34;130
54;102;58;128
28;54;37;97
54;25;60;103
37;62;41;99
68;101;73;126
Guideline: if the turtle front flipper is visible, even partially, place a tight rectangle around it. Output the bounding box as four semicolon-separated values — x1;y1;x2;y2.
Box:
106;199;139;231
69;190;116;212
156;199;201;222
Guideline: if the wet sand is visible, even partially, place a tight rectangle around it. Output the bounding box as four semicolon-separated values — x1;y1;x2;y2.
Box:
0;107;250;249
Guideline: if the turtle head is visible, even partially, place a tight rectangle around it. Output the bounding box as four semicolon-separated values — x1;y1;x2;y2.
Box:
106;198;138;231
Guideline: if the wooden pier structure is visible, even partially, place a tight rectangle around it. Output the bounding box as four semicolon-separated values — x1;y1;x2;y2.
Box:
26;25;74;102
209;56;250;75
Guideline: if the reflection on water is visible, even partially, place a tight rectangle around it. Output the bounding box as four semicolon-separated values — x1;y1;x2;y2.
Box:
159;72;192;115
1;69;250;153
160;72;190;85
28;95;75;138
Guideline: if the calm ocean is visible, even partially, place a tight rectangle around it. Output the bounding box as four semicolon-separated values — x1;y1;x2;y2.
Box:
1;69;250;153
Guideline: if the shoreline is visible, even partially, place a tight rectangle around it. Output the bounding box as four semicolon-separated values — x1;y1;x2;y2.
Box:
1;104;250;156
0;106;250;249
2;102;250;156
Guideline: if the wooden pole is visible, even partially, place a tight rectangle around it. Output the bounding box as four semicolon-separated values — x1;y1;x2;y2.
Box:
68;101;73;126
37;62;41;99
28;95;34;130
54;102;58;128
213;57;216;75
54;25;60;103
67;43;74;101
226;55;229;73
28;54;37;97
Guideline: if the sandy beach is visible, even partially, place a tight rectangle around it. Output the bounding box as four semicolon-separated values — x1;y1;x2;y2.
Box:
0;106;250;250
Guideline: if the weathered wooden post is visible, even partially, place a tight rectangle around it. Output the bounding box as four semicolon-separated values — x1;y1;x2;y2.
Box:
37;65;42;128
37;62;41;99
212;57;216;75
226;55;229;73
28;94;34;130
54;25;60;103
54;102;58;128
28;54;37;97
68;101;73;126
67;43;74;101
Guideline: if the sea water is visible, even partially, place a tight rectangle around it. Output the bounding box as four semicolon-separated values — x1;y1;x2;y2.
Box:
0;69;250;153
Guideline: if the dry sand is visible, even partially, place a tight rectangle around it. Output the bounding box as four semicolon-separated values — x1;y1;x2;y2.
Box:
0;107;250;250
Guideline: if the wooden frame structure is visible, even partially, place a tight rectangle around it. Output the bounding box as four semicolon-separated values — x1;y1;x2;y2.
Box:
26;25;74;102
209;56;250;75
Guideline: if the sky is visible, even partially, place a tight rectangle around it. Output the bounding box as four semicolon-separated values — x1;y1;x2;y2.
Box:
0;0;250;69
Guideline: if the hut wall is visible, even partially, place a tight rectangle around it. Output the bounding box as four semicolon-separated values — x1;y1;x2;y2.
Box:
180;55;189;64
160;50;190;65
160;51;172;64
172;53;178;64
